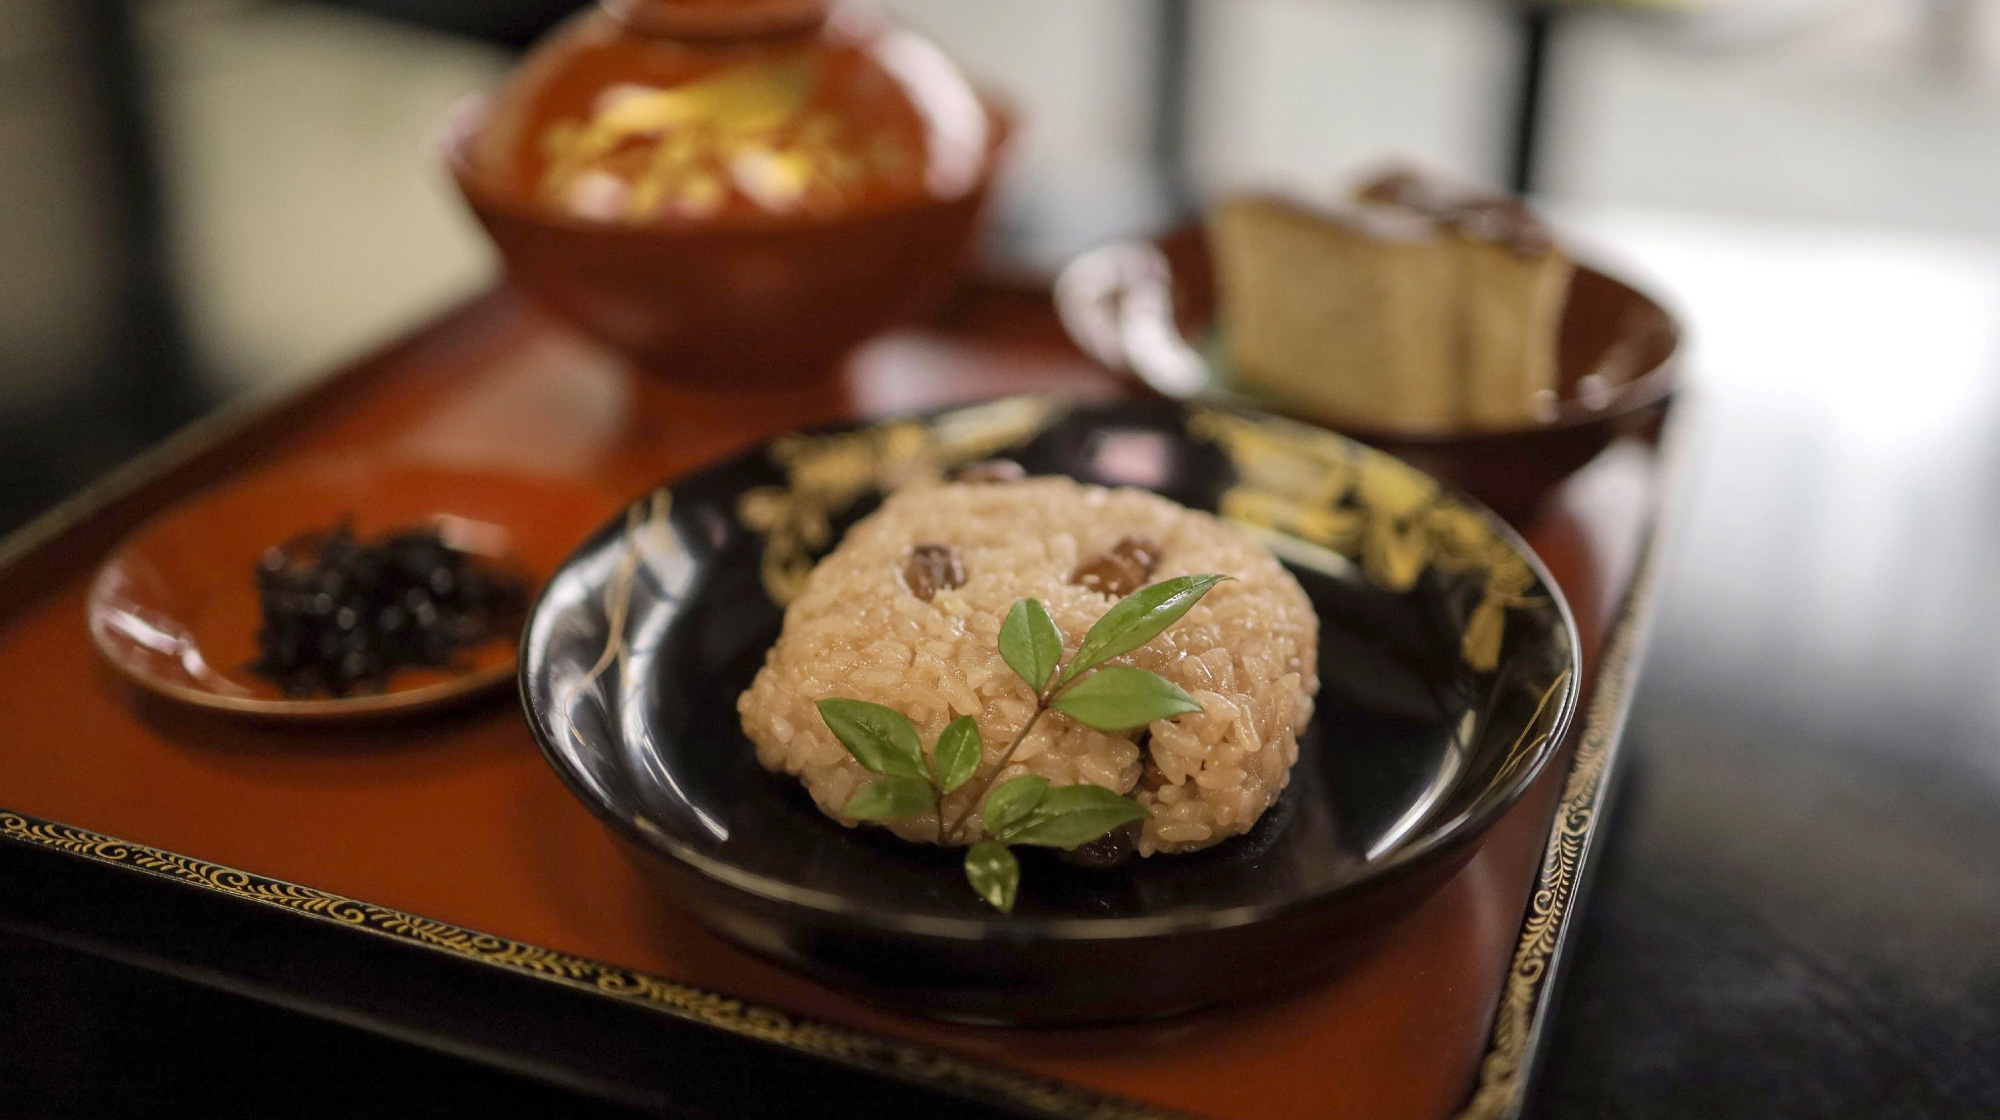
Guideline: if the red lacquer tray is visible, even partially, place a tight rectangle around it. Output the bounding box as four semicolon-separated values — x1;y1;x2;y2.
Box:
0;279;1677;1120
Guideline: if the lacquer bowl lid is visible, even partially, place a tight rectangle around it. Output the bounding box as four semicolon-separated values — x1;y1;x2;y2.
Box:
457;0;1003;228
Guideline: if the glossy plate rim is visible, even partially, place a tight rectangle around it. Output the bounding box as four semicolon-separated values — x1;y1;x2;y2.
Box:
520;399;1582;940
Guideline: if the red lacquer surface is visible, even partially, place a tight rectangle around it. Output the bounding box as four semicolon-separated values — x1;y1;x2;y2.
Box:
0;284;1658;1119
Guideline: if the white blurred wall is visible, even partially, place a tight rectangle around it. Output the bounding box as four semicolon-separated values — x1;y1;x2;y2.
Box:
1190;0;1516;196
1552;5;2000;233
0;0;120;410
143;0;505;394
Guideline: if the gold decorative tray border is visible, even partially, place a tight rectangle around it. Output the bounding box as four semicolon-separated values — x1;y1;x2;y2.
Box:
1450;400;1685;1120
0;809;1181;1120
0;518;1657;1120
0;361;1678;1118
1451;533;1661;1120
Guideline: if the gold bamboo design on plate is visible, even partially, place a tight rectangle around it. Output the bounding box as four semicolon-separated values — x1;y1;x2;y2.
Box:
558;488;675;751
1188;408;1543;672
736;397;1066;605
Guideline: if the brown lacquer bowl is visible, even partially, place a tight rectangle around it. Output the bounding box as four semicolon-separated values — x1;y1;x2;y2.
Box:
445;1;1011;383
1056;226;1681;516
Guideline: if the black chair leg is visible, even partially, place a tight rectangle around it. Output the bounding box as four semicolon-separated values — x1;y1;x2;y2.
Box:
1507;2;1560;196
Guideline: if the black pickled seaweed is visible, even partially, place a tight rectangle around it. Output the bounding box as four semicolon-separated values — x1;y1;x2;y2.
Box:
249;521;527;698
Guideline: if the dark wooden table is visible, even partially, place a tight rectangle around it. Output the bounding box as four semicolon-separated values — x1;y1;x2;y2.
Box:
1527;208;2000;1118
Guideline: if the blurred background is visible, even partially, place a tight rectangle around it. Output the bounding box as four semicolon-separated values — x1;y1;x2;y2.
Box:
8;0;2000;530
5;2;2000;1115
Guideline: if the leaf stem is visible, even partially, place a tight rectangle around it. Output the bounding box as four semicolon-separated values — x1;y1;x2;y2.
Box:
945;699;1050;842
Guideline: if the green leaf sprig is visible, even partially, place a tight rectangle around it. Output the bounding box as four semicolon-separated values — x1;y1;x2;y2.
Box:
815;573;1229;911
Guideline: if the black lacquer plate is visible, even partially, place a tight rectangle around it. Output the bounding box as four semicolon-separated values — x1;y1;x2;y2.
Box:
520;397;1579;1025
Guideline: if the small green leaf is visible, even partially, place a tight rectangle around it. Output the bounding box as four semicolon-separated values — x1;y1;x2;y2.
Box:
933;716;983;795
998;598;1064;695
1050;666;1202;732
1058;574;1229;685
842;775;937;821
1006;784;1149;849
981;775;1048;841
817;698;927;781
964;841;1020;912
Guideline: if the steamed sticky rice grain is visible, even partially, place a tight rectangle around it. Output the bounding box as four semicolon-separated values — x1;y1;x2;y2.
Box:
736;476;1319;856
